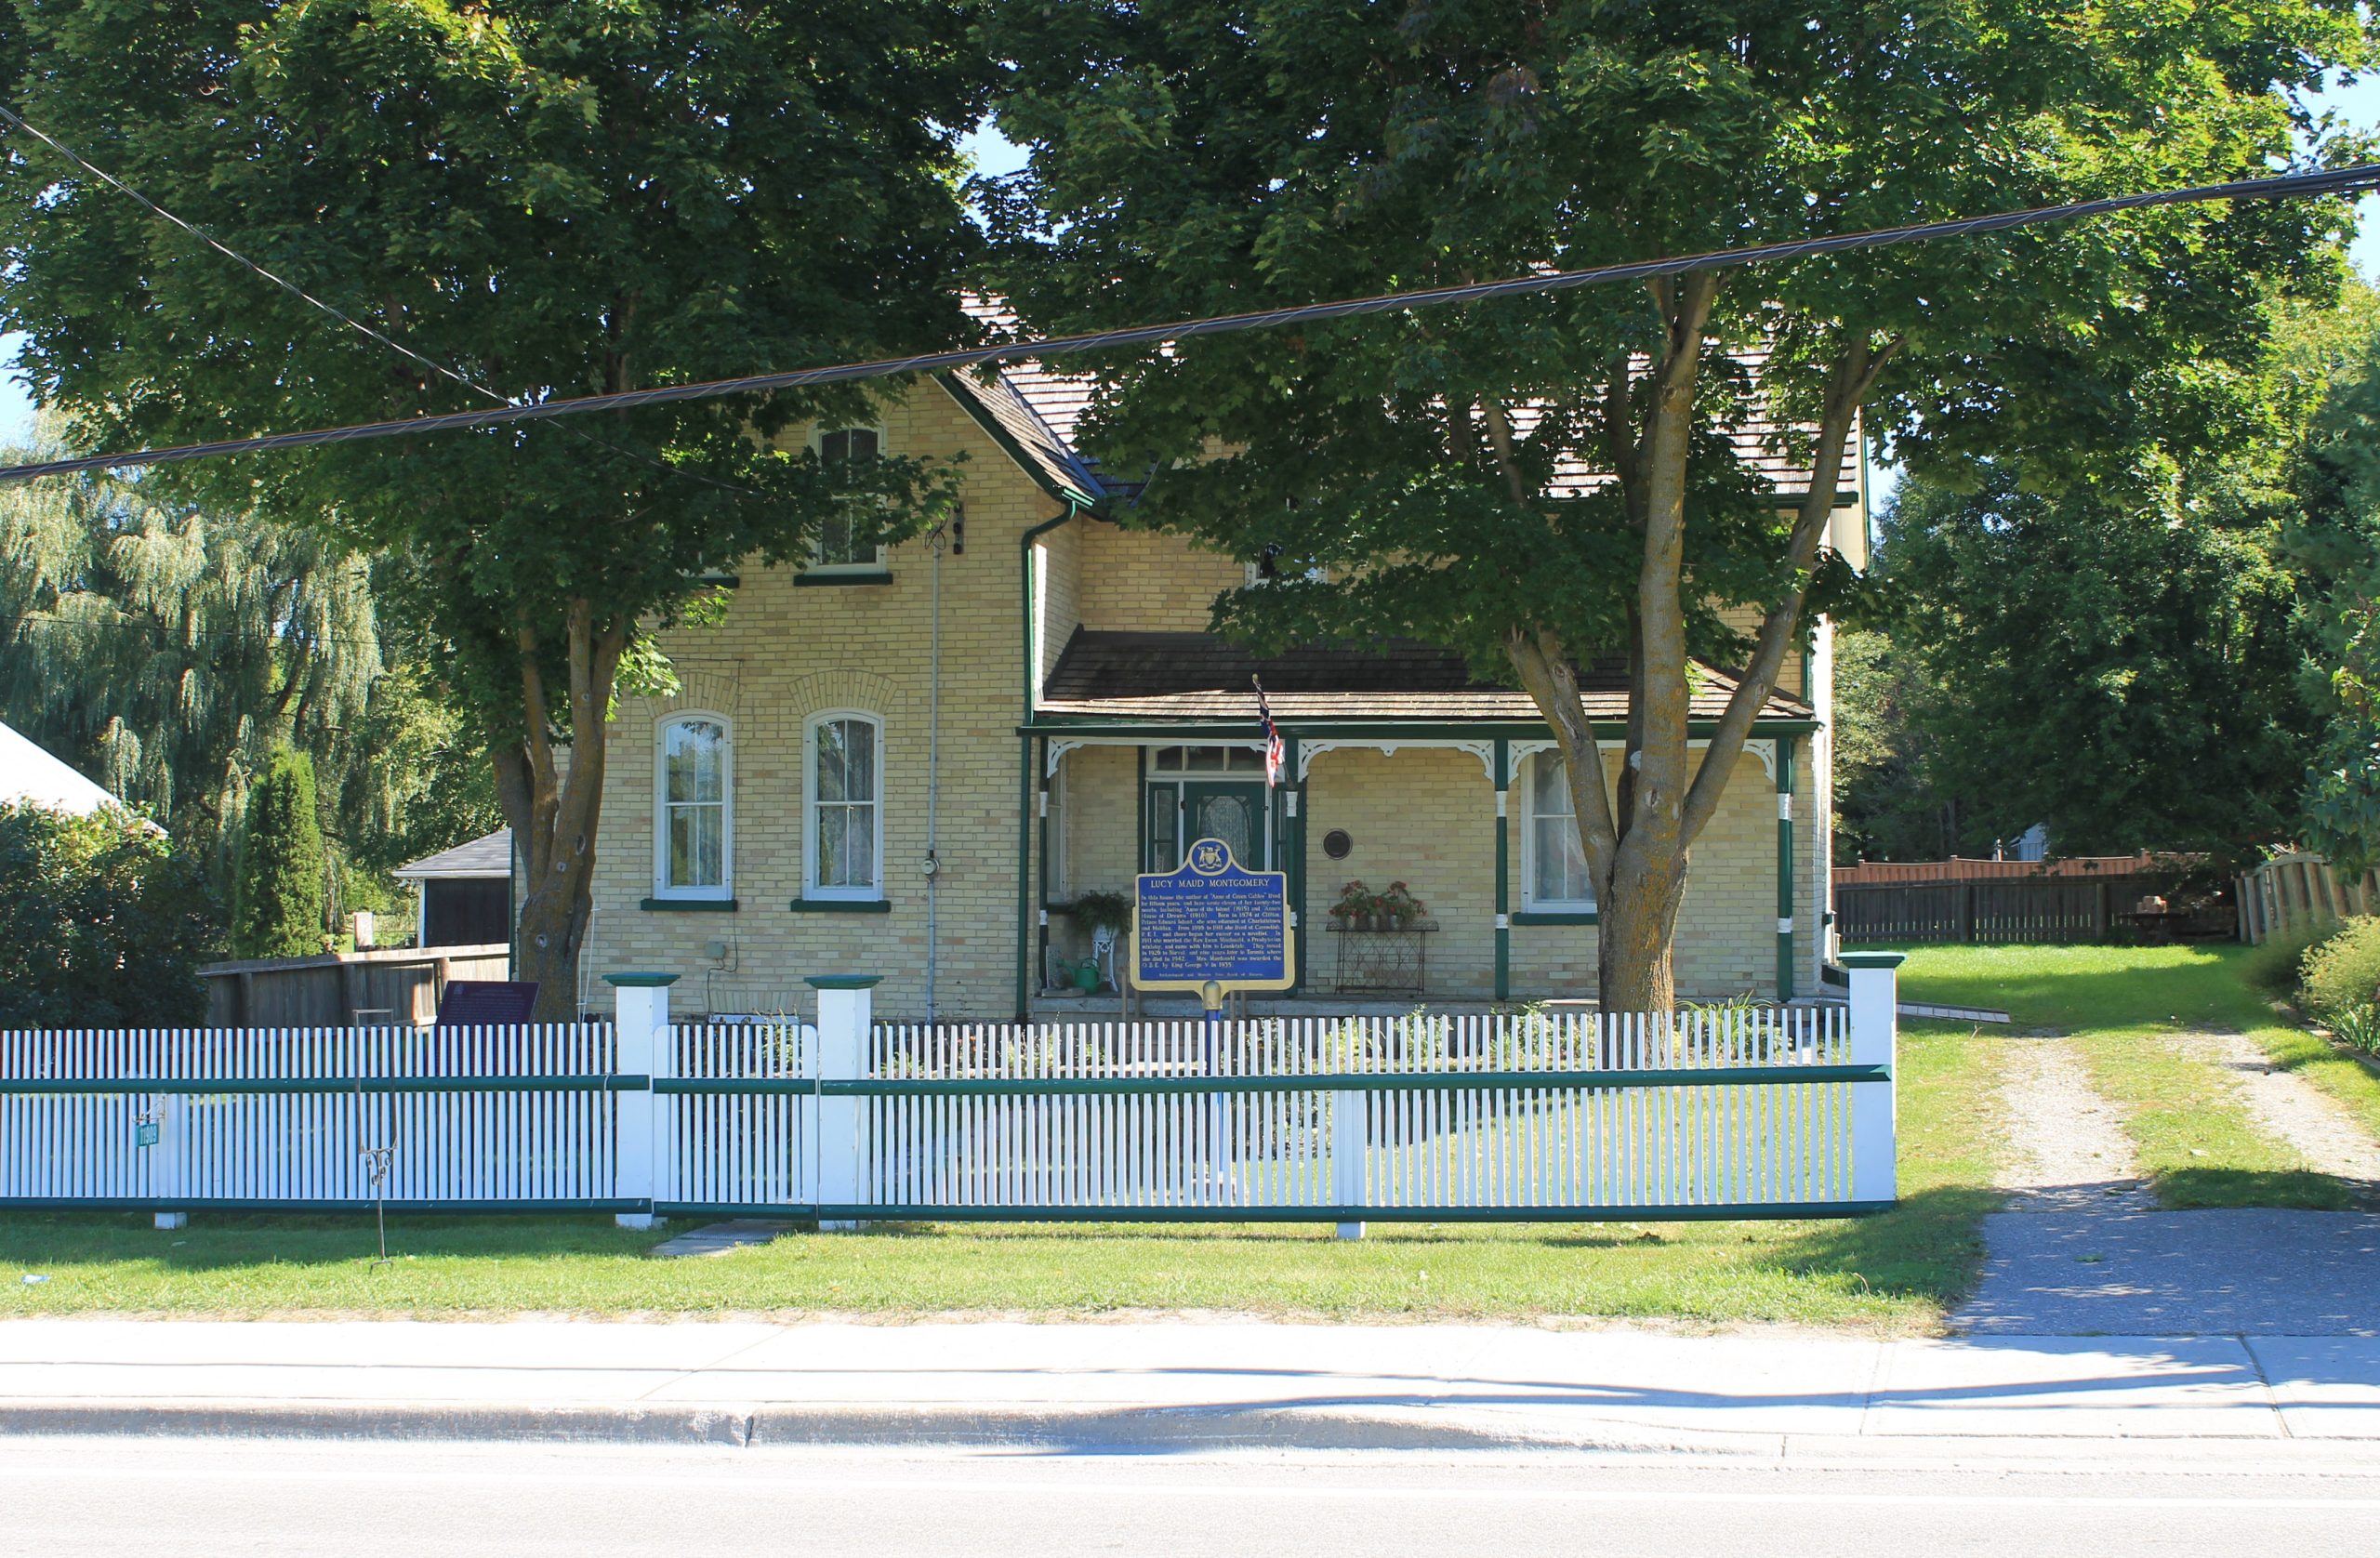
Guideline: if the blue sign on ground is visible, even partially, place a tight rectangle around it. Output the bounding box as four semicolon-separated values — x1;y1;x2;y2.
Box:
1132;838;1295;993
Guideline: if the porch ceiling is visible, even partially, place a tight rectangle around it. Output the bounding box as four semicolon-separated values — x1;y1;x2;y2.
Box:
1038;631;1812;724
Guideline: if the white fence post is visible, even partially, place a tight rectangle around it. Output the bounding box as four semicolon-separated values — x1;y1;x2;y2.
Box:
1332;1089;1367;1240
607;973;676;1229
810;975;879;1232
152;1090;187;1231
1841;951;1902;1205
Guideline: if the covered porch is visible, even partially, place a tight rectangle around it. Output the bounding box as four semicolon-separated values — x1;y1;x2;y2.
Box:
1023;631;1819;1010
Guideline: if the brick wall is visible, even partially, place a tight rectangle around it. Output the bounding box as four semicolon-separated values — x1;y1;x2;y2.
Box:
584;375;1844;1017
585;378;1058;1020
1077;521;1245;634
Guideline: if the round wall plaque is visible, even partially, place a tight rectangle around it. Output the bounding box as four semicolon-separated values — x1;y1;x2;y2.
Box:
1321;828;1353;860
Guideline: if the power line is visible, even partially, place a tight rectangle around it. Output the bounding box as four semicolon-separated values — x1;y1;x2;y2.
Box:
3;160;2375;486
0;102;766;498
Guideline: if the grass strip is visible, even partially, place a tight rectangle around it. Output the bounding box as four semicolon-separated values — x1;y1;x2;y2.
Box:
0;1025;2001;1329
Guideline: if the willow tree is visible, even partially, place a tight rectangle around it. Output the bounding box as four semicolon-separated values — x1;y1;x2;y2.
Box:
3;2;982;1013
0;433;489;901
985;0;2368;1009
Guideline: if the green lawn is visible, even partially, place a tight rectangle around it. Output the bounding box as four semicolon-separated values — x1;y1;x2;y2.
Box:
1891;943;2380;1209
0;1021;2003;1329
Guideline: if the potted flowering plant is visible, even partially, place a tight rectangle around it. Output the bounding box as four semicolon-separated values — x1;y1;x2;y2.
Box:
1331;880;1376;931
1378;881;1426;929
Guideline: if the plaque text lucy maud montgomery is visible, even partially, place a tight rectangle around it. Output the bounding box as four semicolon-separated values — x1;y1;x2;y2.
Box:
1131;838;1295;1005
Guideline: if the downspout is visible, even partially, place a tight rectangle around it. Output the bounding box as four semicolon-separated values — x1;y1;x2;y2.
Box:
1776;735;1798;1002
926;522;945;1023
1016;501;1086;1018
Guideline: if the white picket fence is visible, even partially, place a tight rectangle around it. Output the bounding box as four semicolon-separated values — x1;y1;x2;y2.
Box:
1;958;1903;1228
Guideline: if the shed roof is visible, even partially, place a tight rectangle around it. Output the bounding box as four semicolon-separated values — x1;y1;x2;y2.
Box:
393;827;514;881
0;721;124;817
1037;630;1811;725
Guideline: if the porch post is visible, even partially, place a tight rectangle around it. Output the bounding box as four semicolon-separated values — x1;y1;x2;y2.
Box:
1014;733;1034;1019
1775;735;1797;1002
1493;738;1511;1003
1035;736;1051;1005
1285;733;1304;997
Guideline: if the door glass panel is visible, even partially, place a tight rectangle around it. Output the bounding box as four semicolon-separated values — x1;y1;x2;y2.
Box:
1190;790;1256;868
1148;786;1180;872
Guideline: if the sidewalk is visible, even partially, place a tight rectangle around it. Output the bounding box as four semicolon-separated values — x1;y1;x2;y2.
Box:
6;1316;2379;1453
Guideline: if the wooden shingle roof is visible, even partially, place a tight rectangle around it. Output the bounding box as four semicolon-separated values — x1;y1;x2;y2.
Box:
962;300;1859;506
1038;630;1812;725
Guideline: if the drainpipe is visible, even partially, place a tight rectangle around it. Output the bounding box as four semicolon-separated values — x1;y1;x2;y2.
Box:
1775;734;1798;1002
1016;501;1086;1018
925;520;946;1023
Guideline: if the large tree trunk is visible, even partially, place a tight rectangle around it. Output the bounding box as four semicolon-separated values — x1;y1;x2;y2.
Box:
1595;841;1687;1014
1501;285;1892;1016
497;599;626;1023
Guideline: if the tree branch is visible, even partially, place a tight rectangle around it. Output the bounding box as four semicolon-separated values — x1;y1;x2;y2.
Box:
1680;334;1901;844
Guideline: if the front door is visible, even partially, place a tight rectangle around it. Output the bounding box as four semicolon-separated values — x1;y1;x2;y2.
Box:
1181;782;1263;871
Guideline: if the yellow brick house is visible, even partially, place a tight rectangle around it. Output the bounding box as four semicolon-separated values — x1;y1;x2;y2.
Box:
581;353;1865;1020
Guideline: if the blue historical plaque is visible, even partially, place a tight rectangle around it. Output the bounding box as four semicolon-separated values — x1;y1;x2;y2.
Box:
1131;838;1295;996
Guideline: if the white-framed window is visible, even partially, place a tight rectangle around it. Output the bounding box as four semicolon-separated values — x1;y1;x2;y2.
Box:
804;710;883;899
812;425;888;572
654;713;733;899
1521;753;1595;912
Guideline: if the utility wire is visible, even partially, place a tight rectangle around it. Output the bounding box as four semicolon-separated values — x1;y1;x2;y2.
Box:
0;101;765;496
3;159;2376;486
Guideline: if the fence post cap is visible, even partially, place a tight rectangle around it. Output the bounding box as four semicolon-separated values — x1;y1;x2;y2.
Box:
805;974;884;990
1836;951;1907;970
603;971;682;988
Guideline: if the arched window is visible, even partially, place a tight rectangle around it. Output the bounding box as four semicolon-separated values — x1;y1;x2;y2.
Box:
1521;753;1595;912
654;714;732;899
804;711;883;900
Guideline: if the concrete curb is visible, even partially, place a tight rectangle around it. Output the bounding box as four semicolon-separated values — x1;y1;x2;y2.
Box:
14;1398;2373;1462
0;1397;1792;1455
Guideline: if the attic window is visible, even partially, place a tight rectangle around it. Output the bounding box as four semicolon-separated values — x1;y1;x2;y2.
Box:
813;426;888;572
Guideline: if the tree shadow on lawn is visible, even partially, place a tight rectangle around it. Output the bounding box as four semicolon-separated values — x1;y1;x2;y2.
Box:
3;1195;2002;1291
1750;1186;2004;1313
0;1208;666;1274
2153;1166;2369;1211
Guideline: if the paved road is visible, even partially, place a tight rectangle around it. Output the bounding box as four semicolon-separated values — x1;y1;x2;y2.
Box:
7;1436;2379;1556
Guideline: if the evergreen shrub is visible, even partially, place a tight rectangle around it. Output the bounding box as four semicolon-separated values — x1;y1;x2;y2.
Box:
233;746;327;957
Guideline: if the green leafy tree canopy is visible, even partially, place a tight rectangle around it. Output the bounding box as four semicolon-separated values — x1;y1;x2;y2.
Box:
985;0;2367;1006
3;1;986;1013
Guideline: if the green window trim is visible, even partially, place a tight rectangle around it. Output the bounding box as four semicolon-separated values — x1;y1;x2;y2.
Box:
639;897;738;913
1511;910;1599;926
787;898;892;914
794;570;894;588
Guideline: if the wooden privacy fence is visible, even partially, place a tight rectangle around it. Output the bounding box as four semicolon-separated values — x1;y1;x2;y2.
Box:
3;961;1902;1226
199;944;511;1028
2237;852;2380;945
1832;878;2157;945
